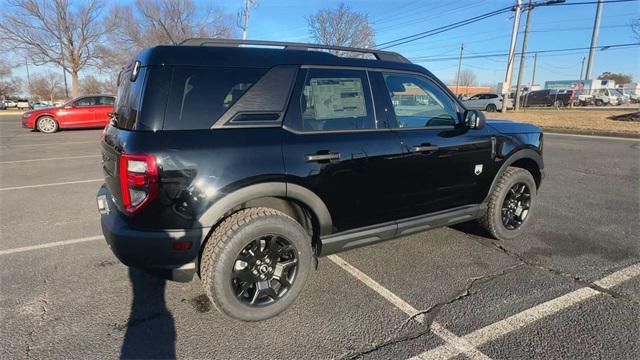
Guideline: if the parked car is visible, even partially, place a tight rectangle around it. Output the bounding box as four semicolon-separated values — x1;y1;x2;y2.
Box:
592;88;620;106
21;95;115;133
31;101;51;109
620;89;639;103
521;89;574;108
16;99;30;110
4;100;17;108
0;100;6;110
97;39;544;322
462;93;512;112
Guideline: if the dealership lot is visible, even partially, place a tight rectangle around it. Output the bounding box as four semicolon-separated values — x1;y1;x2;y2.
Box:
0;114;638;359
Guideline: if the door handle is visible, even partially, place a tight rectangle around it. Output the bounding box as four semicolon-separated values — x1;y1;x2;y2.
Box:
410;145;439;153
304;152;340;163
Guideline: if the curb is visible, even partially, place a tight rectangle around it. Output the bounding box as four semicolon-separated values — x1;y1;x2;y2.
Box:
542;127;640;139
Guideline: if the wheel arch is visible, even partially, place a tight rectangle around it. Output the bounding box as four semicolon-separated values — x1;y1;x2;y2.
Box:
483;148;543;204
35;113;59;127
197;182;332;256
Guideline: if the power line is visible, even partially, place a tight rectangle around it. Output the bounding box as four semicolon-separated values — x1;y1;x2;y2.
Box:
376;0;639;50
377;6;513;49
410;42;639;62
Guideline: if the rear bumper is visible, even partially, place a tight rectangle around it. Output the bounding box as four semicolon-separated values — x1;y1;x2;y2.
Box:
97;185;210;282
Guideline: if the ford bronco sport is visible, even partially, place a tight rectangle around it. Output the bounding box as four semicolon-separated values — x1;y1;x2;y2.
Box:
97;39;544;321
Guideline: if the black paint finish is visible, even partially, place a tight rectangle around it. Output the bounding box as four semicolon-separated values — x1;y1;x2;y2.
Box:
98;44;544;280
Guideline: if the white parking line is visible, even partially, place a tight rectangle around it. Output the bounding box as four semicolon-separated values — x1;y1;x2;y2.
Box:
0;179;103;191
0;235;103;256
2;140;98;147
328;255;492;360
0;154;100;164
411;263;640;359
545;132;640;142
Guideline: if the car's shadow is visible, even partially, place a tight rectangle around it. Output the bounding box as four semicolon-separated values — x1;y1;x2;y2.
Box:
120;268;176;359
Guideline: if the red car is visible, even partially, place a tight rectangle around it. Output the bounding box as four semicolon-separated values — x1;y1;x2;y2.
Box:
22;95;115;133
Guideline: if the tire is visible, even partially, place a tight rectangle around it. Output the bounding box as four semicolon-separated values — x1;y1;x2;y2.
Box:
200;207;313;321
36;116;59;133
553;100;564;108
594;99;604;107
485;104;497;112
479;167;537;241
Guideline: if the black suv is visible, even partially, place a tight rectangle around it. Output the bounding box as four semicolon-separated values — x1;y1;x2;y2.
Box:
97;39;544;321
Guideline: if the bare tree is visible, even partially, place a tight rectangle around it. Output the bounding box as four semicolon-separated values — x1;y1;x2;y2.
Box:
0;0;113;98
0;55;22;99
80;75;112;95
97;0;235;86
457;69;477;88
29;71;64;103
307;3;375;51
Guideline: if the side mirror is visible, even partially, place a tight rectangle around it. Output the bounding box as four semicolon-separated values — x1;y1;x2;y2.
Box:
464;109;485;129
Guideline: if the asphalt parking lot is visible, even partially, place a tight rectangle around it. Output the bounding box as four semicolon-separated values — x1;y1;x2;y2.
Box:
0;113;638;359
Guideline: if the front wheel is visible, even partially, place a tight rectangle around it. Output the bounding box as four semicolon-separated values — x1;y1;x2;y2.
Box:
594;99;604;107
36;116;59;133
200;207;313;321
480;167;537;241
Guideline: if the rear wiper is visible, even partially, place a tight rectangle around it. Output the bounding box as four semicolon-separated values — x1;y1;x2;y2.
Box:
108;112;120;126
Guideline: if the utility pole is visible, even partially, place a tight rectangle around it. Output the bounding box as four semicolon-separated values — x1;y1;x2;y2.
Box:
501;0;522;113
59;41;69;98
240;0;258;40
24;57;31;94
455;43;464;97
584;0;603;80
580;56;586;79
514;0;533;111
530;53;537;90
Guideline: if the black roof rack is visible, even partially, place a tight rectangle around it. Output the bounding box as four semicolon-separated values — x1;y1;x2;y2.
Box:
180;38;411;64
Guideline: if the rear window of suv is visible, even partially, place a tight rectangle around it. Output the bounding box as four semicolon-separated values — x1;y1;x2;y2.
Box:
163;67;267;130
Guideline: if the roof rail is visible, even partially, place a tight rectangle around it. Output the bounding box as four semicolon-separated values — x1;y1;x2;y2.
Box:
179;38;411;64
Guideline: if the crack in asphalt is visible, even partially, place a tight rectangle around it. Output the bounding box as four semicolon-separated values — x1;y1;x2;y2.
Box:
469;235;640;307
24;290;50;358
340;263;524;359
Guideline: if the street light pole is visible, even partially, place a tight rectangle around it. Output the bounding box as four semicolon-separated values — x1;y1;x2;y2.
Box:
580;56;586;79
501;0;522;113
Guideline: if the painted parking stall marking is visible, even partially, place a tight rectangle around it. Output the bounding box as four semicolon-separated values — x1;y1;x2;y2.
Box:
0;235;103;256
0;178;103;191
0;154;101;164
328;255;492;360
411;263;640;360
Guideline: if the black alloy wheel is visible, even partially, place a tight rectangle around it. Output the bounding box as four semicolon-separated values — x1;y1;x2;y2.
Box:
231;235;298;306
501;183;531;230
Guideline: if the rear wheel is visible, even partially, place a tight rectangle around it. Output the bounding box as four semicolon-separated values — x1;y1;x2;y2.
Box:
594;99;604;107
485;104;497;112
200;207;313;321
480;167;537;241
36;116;59;133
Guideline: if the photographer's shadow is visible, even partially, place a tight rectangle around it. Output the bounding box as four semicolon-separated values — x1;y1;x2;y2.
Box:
120;268;176;359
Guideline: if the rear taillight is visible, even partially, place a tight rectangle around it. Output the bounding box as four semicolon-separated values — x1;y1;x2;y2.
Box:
118;154;158;215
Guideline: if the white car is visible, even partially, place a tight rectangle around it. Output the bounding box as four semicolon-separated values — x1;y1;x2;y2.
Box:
4;100;17;108
16;99;30;110
462;93;512;112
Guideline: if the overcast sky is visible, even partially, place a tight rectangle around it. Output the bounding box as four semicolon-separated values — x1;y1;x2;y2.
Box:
9;0;640;87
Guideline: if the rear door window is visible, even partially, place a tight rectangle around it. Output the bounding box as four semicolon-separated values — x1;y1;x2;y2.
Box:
163;67;267;130
291;68;375;132
114;67;147;129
